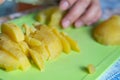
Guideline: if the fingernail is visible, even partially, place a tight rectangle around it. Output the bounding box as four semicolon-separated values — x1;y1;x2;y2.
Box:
60;0;69;10
75;21;83;28
62;20;70;28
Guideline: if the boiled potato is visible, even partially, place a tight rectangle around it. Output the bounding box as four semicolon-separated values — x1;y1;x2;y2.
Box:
87;64;95;74
61;32;80;52
51;27;71;53
24;26;49;60
0;20;80;71
1;23;24;42
36;6;64;27
25;36;42;47
22;24;36;36
36;7;53;24
22;24;31;36
43;6;60;24
0;34;31;70
93;15;120;45
48;7;63;27
31;45;50;61
36;13;46;24
0;50;20;71
31;26;63;59
29;49;44;71
18;41;29;56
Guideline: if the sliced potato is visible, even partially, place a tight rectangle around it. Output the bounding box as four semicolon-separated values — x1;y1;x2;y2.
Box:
31;45;50;61
36;13;46;24
36;6;64;27
0;34;31;70
61;32;80;52
48;7;63;27
29;27;37;34
1;23;24;42
0;20;80;71
51;28;71;54
22;24;31;36
44;7;58;23
31;26;62;59
29;49;44;71
0;50;20;71
18;41;29;56
25;36;42;47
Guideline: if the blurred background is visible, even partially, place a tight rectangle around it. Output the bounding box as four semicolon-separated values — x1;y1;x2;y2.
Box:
0;0;120;23
100;0;120;19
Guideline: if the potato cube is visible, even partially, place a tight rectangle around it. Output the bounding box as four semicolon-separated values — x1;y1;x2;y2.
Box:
87;64;95;74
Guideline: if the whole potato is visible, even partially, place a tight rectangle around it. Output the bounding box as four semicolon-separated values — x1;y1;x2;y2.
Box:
93;15;120;45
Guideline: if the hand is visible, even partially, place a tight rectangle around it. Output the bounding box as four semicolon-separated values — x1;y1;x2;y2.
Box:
0;0;5;5
59;0;102;28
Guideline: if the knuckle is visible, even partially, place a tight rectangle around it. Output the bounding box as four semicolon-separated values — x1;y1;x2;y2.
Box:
67;0;76;6
80;0;90;8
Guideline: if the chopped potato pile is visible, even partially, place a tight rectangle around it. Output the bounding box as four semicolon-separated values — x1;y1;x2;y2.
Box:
0;23;80;71
93;15;120;45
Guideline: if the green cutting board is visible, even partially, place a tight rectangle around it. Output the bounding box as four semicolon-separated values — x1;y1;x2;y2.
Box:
0;13;120;80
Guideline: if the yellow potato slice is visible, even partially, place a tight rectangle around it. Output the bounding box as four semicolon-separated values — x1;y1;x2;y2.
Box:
25;36;42;47
36;13;46;24
48;8;63;27
61;32;80;52
31;45;50;61
0;50;20;71
36;6;64;27
35;7;54;24
0;34;31;70
31;26;62;59
51;28;71;54
1;23;24;42
18;41;29;56
44;7;58;23
23;24;36;36
29;27;37;34
22;24;31;36
29;49;44;71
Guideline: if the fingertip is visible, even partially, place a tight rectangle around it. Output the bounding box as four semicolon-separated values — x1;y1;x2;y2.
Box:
59;0;69;11
61;19;70;28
